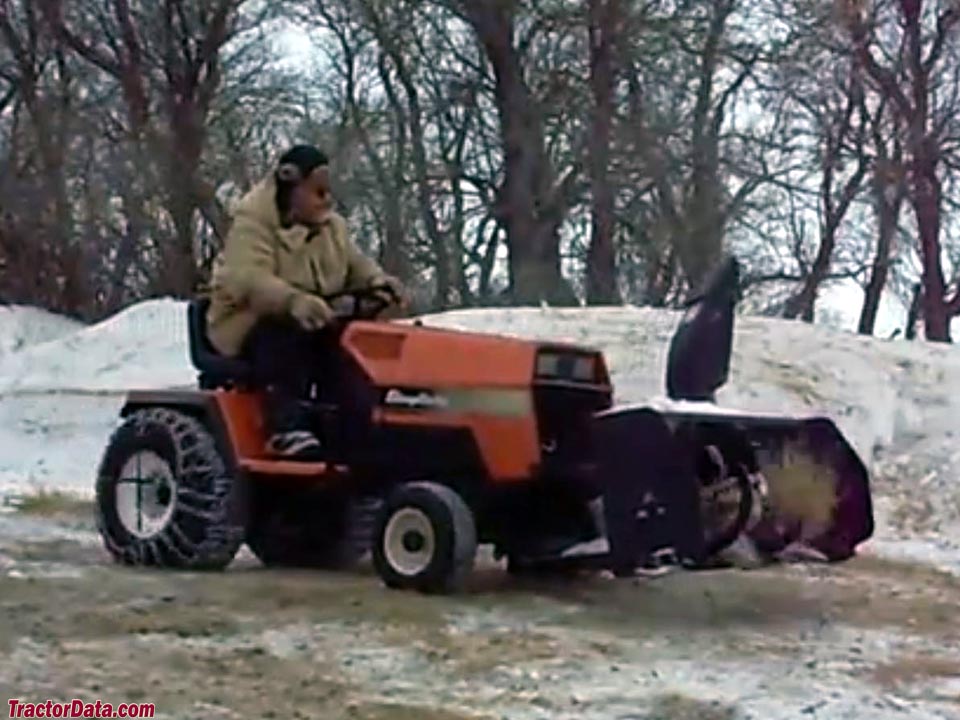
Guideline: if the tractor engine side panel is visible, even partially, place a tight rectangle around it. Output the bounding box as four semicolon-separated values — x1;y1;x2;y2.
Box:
373;398;540;483
343;321;545;483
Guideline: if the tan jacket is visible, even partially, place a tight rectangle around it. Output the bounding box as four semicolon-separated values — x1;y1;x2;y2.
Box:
206;174;386;356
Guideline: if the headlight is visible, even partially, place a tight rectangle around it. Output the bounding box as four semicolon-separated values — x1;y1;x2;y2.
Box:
536;351;597;382
536;353;561;377
572;356;595;381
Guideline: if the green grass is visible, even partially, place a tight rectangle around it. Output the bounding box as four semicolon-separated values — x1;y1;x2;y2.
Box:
4;488;92;517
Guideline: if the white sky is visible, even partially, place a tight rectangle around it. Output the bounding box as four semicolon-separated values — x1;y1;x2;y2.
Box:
274;23;314;66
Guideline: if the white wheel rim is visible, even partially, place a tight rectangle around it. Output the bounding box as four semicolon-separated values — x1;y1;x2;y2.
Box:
383;507;435;576
116;450;178;539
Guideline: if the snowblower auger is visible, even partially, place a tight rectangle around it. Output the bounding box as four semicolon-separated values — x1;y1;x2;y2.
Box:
587;406;873;571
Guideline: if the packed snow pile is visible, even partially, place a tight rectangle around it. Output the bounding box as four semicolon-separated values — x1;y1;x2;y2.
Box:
0;298;957;570
0;305;83;358
0;299;193;393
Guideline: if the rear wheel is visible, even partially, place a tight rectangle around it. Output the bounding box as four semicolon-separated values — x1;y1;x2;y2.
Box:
95;407;248;570
246;490;378;569
372;482;476;594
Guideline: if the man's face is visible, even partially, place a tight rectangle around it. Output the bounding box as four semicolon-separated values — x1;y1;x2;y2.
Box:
290;165;334;226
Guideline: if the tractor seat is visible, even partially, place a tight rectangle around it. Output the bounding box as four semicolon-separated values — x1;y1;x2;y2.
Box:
187;298;256;389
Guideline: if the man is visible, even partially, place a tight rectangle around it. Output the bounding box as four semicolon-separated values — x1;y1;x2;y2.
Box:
206;144;405;459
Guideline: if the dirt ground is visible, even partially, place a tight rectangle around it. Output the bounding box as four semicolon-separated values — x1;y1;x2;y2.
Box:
1;499;959;720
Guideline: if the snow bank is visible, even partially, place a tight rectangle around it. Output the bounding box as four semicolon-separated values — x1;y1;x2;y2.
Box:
0;298;193;394
0;305;83;358
0;298;957;570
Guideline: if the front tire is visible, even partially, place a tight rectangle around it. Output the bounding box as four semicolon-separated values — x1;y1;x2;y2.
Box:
372;482;476;594
95;407;247;570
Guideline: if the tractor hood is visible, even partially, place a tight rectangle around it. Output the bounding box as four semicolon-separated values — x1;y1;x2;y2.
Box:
341;319;610;390
665;255;741;402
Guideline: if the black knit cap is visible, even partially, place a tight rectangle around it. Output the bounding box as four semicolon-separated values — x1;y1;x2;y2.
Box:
276;144;329;183
274;144;330;223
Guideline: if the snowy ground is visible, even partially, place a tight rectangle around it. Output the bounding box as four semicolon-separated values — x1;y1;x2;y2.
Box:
1;299;959;719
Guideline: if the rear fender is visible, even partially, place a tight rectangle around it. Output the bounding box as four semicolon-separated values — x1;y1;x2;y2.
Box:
119;389;265;468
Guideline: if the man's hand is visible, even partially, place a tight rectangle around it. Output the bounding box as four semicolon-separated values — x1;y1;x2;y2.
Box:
288;292;336;331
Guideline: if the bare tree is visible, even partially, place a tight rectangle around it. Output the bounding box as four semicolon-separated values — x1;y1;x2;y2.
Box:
585;0;620;304
617;0;766;300
0;0;91;314
40;0;255;296
781;68;870;321
445;0;579;306
844;0;960;341
859;99;908;335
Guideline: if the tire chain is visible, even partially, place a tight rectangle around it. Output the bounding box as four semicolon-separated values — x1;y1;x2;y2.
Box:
96;407;246;570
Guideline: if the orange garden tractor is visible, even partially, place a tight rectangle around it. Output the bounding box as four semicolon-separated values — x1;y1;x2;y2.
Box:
93;260;873;593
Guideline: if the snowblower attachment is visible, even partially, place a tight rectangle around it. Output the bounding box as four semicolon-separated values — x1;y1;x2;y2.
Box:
590;254;873;571
592;406;874;569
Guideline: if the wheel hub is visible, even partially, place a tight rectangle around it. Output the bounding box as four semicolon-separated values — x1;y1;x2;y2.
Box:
383;508;435;576
402;530;425;553
116;450;178;539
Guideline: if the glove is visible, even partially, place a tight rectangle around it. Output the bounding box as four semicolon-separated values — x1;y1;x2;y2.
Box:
371;274;408;307
288;292;336;331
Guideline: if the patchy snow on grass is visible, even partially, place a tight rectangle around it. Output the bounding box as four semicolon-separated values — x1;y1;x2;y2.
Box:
148;609;960;720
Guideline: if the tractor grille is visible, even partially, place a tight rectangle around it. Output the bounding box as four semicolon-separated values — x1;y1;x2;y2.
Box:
533;382;612;473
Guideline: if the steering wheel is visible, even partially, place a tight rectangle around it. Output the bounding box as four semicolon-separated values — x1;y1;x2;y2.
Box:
324;283;400;322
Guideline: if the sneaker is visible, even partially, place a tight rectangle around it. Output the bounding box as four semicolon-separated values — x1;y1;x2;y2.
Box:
266;430;324;461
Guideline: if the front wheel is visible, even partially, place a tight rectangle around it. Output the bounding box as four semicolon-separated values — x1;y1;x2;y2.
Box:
372;482;476;594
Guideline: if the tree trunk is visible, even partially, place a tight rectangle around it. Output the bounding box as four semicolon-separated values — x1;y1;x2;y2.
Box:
459;1;574;305
782;225;835;322
159;103;204;297
905;282;922;340
912;145;951;341
367;48;412;282
585;0;620;305
859;155;905;335
679;0;731;290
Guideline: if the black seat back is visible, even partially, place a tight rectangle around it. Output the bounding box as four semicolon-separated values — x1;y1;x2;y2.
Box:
187;298;255;389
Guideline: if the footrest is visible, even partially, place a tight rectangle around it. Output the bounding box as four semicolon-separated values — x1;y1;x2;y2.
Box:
239;459;346;477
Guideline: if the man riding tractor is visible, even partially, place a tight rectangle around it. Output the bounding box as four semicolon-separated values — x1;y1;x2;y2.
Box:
206;144;407;460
